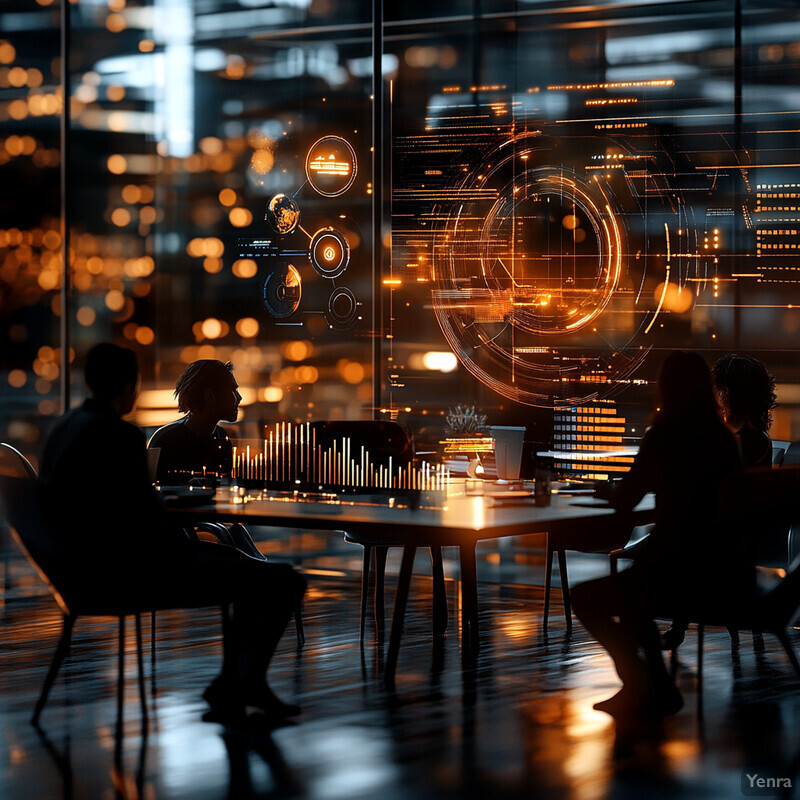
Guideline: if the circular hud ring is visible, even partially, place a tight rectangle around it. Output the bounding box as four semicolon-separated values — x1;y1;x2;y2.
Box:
431;145;637;407
325;286;358;329
262;262;302;318
478;167;622;336
310;228;350;279
265;193;300;234
305;136;357;197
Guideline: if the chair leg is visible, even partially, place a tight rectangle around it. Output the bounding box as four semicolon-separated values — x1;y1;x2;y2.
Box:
557;549;572;634
294;599;305;647
117;616;126;725
430;546;447;636
135;614;148;727
221;604;233;669
374;546;388;640
358;544;372;642
697;623;705;691
776;628;800;681
543;542;554;635
150;611;157;671
33;613;75;725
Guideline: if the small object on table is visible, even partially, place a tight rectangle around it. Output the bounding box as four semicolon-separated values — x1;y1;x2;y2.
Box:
534;464;552;507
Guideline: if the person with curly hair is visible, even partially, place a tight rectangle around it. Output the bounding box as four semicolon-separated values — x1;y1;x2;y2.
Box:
660;354;777;651
713;353;777;468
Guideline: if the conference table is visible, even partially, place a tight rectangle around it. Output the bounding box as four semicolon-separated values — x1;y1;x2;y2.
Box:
164;482;655;686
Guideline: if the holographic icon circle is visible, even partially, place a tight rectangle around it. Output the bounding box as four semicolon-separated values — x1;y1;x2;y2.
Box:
265;193;300;234
262;263;302;318
326;286;358;329
305;136;357;197
309;228;350;279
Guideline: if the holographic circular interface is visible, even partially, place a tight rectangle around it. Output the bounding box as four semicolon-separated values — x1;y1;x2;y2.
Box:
478;167;622;336
326;286;358;329
265;193;300;234
309;228;350;279
431;135;702;407
262;262;302;318
305;136;357;197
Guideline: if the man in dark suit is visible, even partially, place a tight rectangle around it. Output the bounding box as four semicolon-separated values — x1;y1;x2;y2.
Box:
40;343;306;720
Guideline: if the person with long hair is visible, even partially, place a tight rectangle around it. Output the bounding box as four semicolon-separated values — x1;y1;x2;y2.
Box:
571;351;748;717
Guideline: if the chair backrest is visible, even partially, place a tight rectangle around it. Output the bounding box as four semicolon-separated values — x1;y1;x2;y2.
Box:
782;441;800;467
0;442;38;479
718;466;800;568
757;552;800;629
0;474;70;614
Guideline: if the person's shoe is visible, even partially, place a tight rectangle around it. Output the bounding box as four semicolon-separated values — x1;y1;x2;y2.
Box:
242;684;301;719
202;678;248;720
660;625;686;651
593;680;683;718
593;686;640;716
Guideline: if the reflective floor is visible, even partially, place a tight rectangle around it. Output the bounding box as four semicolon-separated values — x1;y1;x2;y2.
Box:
3;537;800;800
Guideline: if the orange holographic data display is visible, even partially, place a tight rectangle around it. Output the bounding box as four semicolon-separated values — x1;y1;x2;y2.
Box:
305;136;357;197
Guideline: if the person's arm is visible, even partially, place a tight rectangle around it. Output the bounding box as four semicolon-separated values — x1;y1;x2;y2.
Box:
595;427;659;512
120;423;188;549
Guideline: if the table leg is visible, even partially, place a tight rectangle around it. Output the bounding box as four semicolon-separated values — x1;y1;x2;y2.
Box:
544;540;554;636
430;546;447;636
359;544;372;642
556;548;572;634
374;545;388;641
459;544;479;655
384;546;416;688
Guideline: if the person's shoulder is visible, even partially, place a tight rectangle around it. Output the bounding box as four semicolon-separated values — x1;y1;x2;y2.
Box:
212;425;232;442
120;418;146;440
738;426;772;467
148;418;189;447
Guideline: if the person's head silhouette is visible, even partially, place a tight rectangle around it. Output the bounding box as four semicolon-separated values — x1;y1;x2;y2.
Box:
84;343;139;415
713;354;776;432
655;350;717;421
174;360;241;426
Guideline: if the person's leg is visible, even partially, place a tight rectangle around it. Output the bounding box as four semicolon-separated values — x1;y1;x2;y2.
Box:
197;549;306;715
571;571;648;691
572;569;681;715
232;563;306;687
661;618;688;650
159;542;307;716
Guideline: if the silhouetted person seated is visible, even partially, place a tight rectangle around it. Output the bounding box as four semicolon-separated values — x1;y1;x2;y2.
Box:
572;351;750;718
40;343;306;721
148;359;263;560
148;359;240;485
660;353;778;650
713;353;776;469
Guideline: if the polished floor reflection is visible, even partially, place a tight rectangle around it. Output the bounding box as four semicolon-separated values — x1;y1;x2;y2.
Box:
3;538;800;800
